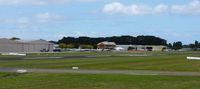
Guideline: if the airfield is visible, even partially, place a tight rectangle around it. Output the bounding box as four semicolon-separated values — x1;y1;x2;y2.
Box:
0;51;200;89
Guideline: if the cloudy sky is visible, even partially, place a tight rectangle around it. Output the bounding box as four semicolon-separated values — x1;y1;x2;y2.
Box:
0;0;200;44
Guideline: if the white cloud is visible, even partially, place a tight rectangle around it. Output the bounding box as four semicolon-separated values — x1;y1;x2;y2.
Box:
16;17;31;29
3;17;31;29
58;31;107;37
102;2;168;16
171;0;200;15
35;12;63;23
3;17;30;24
77;0;96;2
3;13;64;24
103;2;125;14
1;12;65;29
154;4;169;14
103;0;200;16
0;0;45;5
0;0;97;5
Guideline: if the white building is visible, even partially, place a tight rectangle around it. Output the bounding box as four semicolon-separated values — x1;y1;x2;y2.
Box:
117;45;167;51
0;38;54;53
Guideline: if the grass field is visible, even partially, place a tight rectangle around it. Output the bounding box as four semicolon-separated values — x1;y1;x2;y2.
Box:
0;52;200;72
1;73;200;89
0;51;200;89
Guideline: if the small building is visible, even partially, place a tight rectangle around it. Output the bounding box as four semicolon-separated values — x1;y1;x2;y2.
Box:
117;45;167;51
97;41;116;50
0;38;54;53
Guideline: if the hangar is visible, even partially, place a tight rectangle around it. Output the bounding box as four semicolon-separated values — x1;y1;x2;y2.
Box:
117;45;167;51
0;38;54;53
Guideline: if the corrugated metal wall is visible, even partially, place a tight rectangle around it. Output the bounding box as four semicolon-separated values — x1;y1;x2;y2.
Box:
0;39;54;52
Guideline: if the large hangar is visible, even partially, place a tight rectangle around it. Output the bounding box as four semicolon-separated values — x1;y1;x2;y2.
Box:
0;38;54;53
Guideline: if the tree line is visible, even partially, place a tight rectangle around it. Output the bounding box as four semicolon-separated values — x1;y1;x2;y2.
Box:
167;41;200;51
8;36;200;51
57;35;167;49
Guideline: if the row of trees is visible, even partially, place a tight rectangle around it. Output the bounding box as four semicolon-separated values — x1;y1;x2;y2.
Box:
57;35;167;49
188;41;200;51
168;42;183;50
167;41;200;51
59;43;94;49
8;37;200;51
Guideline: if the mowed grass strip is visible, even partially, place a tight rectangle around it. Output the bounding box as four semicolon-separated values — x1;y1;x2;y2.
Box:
0;72;200;89
0;53;200;71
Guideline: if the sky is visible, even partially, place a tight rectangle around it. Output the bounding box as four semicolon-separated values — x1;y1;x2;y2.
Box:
0;0;200;44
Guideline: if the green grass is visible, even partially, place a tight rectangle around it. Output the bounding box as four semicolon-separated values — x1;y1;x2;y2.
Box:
25;51;200;57
0;52;200;72
27;51;143;57
1;52;200;89
0;72;200;89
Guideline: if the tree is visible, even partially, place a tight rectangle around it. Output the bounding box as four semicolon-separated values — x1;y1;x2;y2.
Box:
66;44;76;48
189;44;195;50
128;47;136;51
80;45;94;49
168;43;173;49
59;43;67;49
49;40;57;44
172;41;182;50
194;40;199;51
57;35;167;47
10;37;20;40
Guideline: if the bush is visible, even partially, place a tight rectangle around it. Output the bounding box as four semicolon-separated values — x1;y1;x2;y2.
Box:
59;43;75;49
80;45;94;49
59;43;67;49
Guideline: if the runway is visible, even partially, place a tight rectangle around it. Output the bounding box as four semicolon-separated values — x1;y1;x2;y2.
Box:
1;68;200;76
